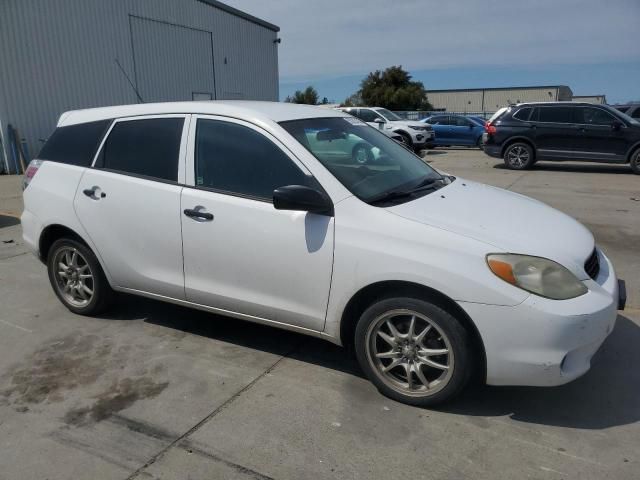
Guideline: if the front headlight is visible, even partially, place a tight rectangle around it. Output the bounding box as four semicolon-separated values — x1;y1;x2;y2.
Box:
409;126;425;131
487;254;588;300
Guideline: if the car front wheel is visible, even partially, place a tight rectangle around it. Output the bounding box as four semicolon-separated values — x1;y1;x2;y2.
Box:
503;142;534;170
47;238;113;315
355;297;473;407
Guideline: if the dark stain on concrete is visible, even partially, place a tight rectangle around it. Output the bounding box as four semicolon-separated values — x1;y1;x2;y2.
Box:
1;333;112;406
64;377;168;426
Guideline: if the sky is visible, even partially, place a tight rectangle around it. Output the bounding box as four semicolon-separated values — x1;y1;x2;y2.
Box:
223;0;640;104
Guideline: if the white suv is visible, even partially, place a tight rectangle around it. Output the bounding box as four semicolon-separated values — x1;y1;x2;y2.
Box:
22;101;624;406
337;107;434;151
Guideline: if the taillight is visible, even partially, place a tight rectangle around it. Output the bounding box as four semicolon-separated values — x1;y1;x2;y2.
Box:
22;160;43;190
485;121;497;134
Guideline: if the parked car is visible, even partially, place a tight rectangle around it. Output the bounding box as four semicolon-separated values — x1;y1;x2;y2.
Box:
483;102;640;174
612;104;640;119
337;107;434;152
421;114;485;148
22;101;625;406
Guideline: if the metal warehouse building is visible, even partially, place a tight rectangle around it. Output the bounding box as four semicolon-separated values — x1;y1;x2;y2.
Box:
0;0;280;173
427;86;574;114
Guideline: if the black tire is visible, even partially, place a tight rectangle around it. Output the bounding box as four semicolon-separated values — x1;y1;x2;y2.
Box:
398;132;413;149
630;148;640;175
352;143;374;164
47;238;113;315
354;297;473;407
503;142;535;170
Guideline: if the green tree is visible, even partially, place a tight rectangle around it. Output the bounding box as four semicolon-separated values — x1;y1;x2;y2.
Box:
285;86;320;105
351;66;432;110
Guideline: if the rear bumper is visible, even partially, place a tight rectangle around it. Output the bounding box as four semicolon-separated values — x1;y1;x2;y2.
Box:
482;144;502;158
459;249;620;386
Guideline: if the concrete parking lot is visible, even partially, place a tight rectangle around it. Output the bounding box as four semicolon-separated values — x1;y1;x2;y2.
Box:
0;151;638;479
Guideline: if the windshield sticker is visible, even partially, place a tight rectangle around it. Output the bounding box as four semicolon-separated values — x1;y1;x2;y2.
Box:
344;117;367;126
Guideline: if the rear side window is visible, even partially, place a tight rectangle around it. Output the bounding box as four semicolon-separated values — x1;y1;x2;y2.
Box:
513;107;532;121
428;116;449;125
536;107;574;123
195;119;312;200
632;109;640;119
358;109;384;122
38;120;111;166
99;118;184;182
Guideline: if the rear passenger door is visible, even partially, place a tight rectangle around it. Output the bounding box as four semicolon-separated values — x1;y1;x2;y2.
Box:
180;116;334;331
74;115;189;299
530;106;578;159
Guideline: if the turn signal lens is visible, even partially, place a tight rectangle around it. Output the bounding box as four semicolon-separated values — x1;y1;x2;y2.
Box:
487;259;516;285
487;254;588;300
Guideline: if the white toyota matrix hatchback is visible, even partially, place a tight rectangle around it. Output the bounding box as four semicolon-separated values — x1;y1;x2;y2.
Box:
22;101;625;406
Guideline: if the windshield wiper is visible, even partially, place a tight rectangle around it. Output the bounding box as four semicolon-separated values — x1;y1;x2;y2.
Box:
368;177;446;205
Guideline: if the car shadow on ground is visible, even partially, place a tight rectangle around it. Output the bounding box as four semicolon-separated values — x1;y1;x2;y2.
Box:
103;295;640;430
0;215;20;228
492;162;633;175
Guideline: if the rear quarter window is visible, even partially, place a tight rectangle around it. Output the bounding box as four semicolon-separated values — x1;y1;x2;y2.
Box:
38;120;111;166
513;107;532;121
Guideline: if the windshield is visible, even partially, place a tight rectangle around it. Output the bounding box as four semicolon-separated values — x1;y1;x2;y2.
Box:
375;108;403;121
489;107;509;123
280;117;444;204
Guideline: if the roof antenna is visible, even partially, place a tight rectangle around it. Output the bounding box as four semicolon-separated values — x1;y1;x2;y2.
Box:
115;58;144;103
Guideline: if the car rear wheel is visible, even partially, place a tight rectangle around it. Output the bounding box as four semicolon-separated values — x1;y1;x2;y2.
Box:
503;142;534;170
47;238;113;315
631;149;640;175
355;297;473;407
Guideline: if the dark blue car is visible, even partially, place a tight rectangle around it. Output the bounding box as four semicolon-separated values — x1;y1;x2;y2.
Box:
421;114;485;148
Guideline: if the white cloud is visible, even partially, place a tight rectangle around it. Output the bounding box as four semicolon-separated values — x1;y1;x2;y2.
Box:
223;0;640;80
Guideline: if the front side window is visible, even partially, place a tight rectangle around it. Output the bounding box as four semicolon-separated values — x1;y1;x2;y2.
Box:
453;116;472;127
280;117;444;204
576;107;616;125
100;118;184;181
535;107;574;123
195;119;312;200
375;108;403;121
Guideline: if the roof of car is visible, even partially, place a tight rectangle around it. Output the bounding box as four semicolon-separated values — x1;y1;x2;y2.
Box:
58;101;349;127
513;101;609;107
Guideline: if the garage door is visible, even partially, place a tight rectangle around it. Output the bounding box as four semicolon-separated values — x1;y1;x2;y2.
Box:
130;15;216;102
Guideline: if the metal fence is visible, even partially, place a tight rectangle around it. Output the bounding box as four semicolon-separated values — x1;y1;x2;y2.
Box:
392;111;495;121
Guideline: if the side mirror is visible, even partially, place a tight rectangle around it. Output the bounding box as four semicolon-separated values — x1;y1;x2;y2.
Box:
612;120;623;131
273;185;334;216
373;118;385;129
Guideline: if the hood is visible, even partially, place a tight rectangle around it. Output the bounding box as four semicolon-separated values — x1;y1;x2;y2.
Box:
386;179;594;279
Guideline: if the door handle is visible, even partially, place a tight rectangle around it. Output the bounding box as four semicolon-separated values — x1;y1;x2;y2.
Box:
184;208;213;221
83;187;106;199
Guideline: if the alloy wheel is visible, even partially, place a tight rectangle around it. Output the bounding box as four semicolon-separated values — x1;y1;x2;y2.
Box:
365;309;454;397
52;246;95;308
507;145;530;168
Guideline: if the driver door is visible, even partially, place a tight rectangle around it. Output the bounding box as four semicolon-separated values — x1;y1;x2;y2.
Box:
180;116;335;331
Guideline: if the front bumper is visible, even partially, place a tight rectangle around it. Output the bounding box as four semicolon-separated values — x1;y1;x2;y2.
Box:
459;249;620;386
412;130;434;145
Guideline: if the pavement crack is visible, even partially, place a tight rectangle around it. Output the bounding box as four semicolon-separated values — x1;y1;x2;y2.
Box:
504;171;528;190
124;344;299;480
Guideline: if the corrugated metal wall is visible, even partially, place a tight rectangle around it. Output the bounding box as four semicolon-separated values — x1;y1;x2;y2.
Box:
0;0;279;163
427;87;577;114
